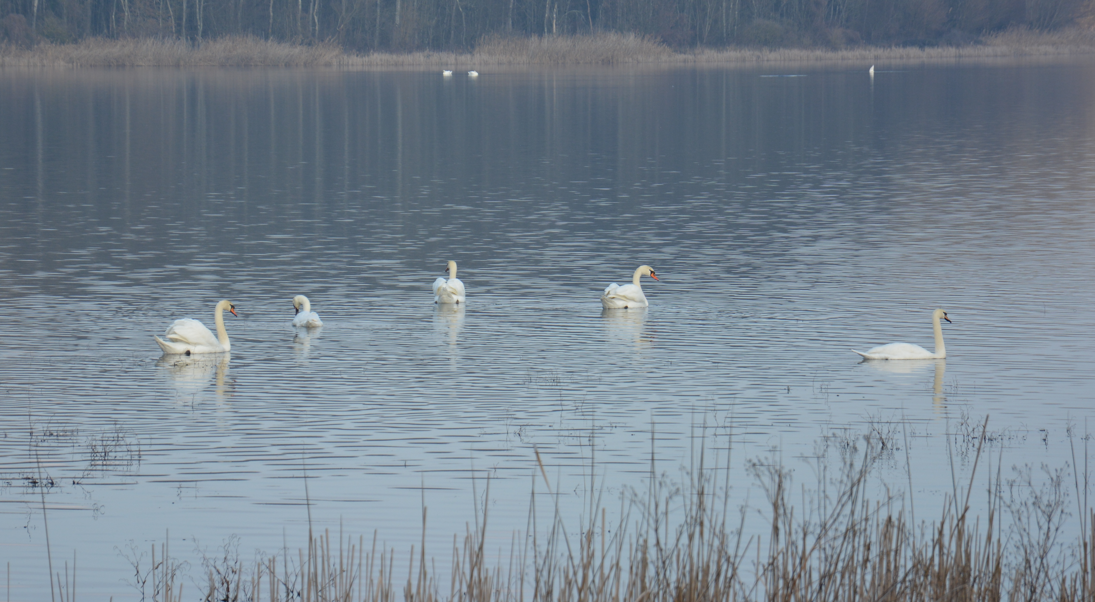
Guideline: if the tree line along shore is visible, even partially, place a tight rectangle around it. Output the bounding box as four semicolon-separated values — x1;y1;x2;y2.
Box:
2;0;1095;66
1;29;1095;67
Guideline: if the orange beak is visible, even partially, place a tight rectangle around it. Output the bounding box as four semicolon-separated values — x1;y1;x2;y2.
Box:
229;306;238;317
649;274;659;281
943;315;951;323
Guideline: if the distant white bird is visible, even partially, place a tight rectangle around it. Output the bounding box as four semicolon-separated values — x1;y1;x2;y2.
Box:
443;70;453;76
154;300;237;355
869;65;875;76
291;295;323;328
601;265;659;309
468;70;479;77
853;309;951;360
433;260;466;304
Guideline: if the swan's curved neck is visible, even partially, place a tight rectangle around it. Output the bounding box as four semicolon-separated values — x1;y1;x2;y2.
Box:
632;267;645;287
932;314;945;358
300;298;311;314
448;263;458;280
215;303;231;351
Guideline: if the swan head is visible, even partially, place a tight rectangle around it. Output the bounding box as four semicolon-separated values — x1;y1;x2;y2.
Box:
639;265;659;281
933;309;951;323
216;299;238;317
292;295;309;315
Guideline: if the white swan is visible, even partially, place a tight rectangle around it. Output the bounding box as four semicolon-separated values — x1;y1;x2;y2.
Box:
601;265;659;309
154;300;237;355
468;70;479;77
433;260;466;304
291;295;323;328
443;70;453;76
853;309;951;360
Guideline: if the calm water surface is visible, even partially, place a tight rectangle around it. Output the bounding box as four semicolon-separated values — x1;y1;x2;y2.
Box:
1;62;1094;599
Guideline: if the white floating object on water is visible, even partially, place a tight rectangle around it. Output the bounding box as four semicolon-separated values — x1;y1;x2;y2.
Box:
853;309;951;360
468;70;478;77
291;295;323;329
443;70;453;76
154;300;237;355
869;65;875;76
433;260;466;304
601;265;659;309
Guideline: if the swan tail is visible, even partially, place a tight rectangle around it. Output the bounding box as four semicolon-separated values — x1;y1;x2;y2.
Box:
432;277;447;295
155;335;178;354
851;349;870;358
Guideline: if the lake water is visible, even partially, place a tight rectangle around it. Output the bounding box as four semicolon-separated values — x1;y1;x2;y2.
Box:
1;61;1094;600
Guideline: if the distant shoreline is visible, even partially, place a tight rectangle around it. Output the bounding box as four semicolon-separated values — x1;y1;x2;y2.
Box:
2;30;1095;68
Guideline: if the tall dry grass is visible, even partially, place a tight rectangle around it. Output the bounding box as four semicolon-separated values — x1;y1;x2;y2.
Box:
472;32;674;65
336;32;671;67
4;29;1095;68
122;418;1095;602
0;36;341;67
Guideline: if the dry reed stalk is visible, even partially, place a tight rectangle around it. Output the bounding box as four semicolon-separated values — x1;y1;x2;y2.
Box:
102;417;1095;601
0;35;341;67
6;28;1095;69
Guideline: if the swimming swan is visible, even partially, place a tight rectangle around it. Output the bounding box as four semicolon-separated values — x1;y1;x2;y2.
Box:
433;260;466;304
601;265;659;309
154;300;237;355
292;295;324;328
853;309;951;360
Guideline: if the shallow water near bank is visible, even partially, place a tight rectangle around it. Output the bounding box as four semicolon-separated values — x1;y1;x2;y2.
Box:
1;63;1094;599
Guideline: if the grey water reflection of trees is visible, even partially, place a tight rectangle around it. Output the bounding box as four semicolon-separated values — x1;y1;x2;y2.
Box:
5;68;1094;300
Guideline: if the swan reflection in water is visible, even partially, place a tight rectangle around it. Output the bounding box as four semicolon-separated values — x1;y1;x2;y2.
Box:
157;352;233;406
434;304;465;366
293;326;323;362
601;307;653;351
858;357;946;410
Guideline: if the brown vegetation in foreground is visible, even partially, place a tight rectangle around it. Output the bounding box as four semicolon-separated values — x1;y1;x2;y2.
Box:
46;420;1095;602
3;29;1095;68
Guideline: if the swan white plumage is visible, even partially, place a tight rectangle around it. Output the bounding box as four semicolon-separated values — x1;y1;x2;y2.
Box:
154;300;237;355
853;309;951;360
869;65;875;76
292;295;323;328
443;70;453;76
433;260;466;304
468;70;479;77
601;265;659;309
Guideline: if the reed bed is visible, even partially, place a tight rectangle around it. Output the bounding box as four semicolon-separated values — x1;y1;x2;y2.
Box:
0;36;342;67
339;32;672;66
95;419;1095;602
4;29;1095;68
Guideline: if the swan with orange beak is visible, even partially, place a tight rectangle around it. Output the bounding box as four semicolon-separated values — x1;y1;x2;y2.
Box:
601;265;659;309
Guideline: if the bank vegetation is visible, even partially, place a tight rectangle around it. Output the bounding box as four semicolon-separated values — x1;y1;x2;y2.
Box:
3;28;1095;66
2;0;1095;62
